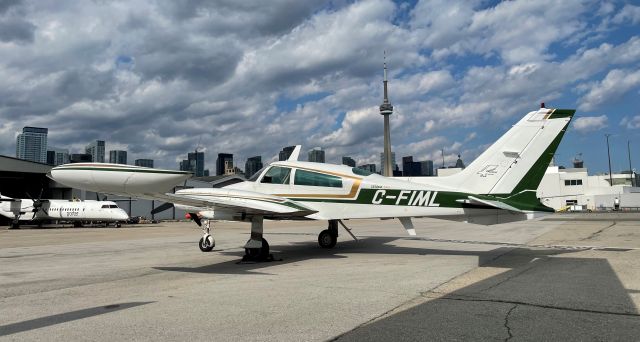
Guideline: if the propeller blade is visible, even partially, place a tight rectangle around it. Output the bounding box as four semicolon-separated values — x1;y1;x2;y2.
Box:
151;202;174;215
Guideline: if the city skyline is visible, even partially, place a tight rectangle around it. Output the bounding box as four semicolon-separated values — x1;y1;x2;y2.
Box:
10;125;497;175
1;2;638;173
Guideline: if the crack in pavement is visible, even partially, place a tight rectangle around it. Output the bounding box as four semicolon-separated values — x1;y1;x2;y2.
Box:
581;221;617;241
422;292;640;317
504;304;518;342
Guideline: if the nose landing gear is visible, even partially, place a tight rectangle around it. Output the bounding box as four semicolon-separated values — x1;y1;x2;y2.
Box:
199;219;215;252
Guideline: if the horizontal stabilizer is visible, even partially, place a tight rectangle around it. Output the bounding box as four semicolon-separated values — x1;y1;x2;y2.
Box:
466;196;522;213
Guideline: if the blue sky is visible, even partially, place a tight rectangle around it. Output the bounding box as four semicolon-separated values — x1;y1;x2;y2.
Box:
0;0;639;173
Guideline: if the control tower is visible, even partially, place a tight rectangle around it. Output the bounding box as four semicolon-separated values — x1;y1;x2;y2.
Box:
379;56;394;176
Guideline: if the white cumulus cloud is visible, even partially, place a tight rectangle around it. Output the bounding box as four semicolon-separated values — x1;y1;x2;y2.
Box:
573;115;608;133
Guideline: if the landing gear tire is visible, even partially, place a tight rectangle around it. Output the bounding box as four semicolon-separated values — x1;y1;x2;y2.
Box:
199;235;215;252
10;221;19;229
115;222;121;228
243;238;270;261
318;229;337;248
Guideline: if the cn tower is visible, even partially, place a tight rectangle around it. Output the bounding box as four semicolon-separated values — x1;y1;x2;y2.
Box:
379;55;394;177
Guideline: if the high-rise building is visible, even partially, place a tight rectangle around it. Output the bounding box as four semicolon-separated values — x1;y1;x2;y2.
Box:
70;153;92;163
16;126;48;163
420;160;434;176
216;153;233;176
135;159;154;168
380;152;396;173
189;151;205;177
342;156;356;167
46;147;69;166
308;148;325;163
180;152;205;176
357;164;377;173
402;156;434;176
179;160;192;172
109;150;127;164
279;146;296;161
85;140;105;163
245;156;263;179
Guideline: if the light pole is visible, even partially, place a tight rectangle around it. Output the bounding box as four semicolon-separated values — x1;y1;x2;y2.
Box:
606;134;613;186
628;140;634;187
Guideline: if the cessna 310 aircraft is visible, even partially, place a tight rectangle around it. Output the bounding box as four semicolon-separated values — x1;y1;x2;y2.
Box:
0;194;129;229
49;106;574;260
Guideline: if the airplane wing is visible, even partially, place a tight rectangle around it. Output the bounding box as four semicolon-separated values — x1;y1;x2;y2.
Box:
159;188;317;218
48;163;316;219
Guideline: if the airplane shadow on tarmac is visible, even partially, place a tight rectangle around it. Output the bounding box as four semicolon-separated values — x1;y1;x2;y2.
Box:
332;247;640;341
154;236;524;275
155;236;573;276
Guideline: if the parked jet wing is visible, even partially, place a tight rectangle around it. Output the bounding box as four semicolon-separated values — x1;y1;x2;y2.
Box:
160;188;317;218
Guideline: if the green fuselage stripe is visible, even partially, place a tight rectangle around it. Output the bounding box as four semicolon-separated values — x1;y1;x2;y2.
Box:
56;167;191;175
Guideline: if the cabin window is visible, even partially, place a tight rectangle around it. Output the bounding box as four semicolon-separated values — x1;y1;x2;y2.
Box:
294;169;343;188
261;166;291;185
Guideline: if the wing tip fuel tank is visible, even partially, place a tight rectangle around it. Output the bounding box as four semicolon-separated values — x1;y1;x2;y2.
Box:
49;163;192;197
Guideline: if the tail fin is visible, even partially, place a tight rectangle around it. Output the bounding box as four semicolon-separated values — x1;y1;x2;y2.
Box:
442;107;575;195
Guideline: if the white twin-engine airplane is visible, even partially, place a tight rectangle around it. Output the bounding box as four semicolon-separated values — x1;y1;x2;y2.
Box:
0;195;129;229
49;106;574;261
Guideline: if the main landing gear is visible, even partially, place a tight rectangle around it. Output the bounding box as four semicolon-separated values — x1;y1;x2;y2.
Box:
318;220;338;248
242;216;272;262
318;220;358;249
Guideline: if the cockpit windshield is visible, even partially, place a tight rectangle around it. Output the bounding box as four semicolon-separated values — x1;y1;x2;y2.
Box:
248;166;268;182
260;166;291;184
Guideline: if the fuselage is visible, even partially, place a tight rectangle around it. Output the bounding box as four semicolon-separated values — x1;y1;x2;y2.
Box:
182;161;545;224
0;199;129;222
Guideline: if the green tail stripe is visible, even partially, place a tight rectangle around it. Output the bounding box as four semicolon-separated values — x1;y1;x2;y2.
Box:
510;111;575;195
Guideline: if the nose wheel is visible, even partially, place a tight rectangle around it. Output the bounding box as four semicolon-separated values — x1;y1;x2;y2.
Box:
198;219;215;252
199;235;215;252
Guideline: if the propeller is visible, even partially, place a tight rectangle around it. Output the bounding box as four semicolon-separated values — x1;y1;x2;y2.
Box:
26;188;48;215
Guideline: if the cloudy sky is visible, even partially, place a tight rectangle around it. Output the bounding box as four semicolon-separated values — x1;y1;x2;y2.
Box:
1;0;639;173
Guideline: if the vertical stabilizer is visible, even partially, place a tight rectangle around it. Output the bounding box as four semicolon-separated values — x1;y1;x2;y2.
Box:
438;107;575;195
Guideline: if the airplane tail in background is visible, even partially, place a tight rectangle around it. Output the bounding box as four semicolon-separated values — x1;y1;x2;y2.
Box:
437;107;575;198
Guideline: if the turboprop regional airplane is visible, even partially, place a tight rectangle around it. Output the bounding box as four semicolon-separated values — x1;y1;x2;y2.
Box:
0;195;129;229
49;106;574;261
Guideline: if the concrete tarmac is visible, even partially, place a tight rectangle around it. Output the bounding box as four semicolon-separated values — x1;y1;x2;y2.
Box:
1;214;639;341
